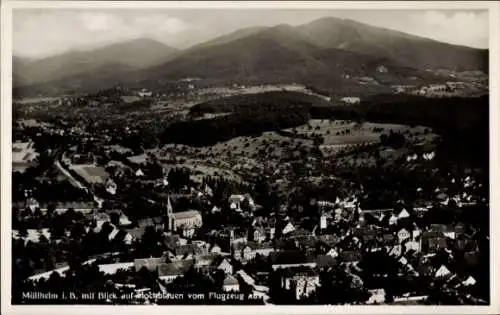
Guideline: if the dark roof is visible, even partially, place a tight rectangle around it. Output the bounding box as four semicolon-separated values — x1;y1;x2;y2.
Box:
464;251;480;267
236;241;268;251
318;235;341;246
454;224;467;234
354;228;378;236
316;255;337;268
138;216;163;228
223;274;239;286
430;224;447;233
269;250;315;266
338;251;362;262
113;230;128;242
383;234;395;241
422;231;444;239
287;228;312;238
164;234;182;248
194;254;217;266
174;244;207;256
134;257;165;272
158;260;194;277
171;210;201;220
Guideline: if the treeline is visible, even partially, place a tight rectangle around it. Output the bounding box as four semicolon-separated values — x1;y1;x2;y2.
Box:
190;90;329;115
312;94;489;165
161;110;310;146
162;91;323;146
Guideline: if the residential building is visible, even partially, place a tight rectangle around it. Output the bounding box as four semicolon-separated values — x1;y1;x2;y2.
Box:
158;260;194;283
223;274;240;292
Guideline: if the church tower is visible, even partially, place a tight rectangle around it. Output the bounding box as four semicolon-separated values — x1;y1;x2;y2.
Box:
166;195;174;232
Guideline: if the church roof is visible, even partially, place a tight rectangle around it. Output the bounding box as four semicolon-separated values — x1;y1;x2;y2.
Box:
172;210;201;220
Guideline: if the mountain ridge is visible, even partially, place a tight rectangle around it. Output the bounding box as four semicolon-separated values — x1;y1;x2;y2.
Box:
13;16;488;97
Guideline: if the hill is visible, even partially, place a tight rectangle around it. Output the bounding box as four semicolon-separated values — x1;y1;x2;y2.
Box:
14;63;136;97
13;38;177;88
297;17;488;72
139;24;432;93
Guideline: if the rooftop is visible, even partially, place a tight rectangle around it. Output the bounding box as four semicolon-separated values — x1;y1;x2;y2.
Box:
172;210;201;220
158;260;194;277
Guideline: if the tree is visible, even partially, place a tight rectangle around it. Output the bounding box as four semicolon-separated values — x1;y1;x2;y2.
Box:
18;226;28;239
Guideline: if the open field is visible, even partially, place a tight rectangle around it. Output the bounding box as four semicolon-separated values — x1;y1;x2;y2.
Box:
70;164;109;184
285;120;433;146
121;96;141;103
14;97;60;105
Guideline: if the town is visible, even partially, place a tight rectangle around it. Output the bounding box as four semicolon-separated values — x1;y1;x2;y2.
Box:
9;8;490;307
11;83;489;305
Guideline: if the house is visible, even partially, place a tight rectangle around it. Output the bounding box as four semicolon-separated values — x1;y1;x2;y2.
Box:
397;229;411;243
377;65;388;73
223;274;240;292
430;224;447;233
379;233;395;246
397;209;410;219
12;141;38;173
113;230;133;245
203;184;213;197
388;245;403;257
388;214;398;225
134;257;165;272
425;237;448;253
211;206;220;214
435;265;452;278
405;241;421;253
210;244;222;254
454;235;476;252
326;247;339;258
228;194;255;211
93;212;111;232
158;260;194;283
252;227;267;243
217;258;234;275
282;222;296;235
340;96;361;104
135;168;145;177
236;270;256;287
168;210;203;238
173;244;208;258
192;254;217;272
367;289;386;304
105;179;117;195
270;251;317;270
12;228;51;244
462;276;476;287
423;152;436;161
138;89;153;97
26;198;40;212
406;154;418;162
285;270;320;300
338;251;362;263
316;255;337;269
232;243;255;261
318;235;341;247
319;215;328;229
250;242;274;257
138;216;164;232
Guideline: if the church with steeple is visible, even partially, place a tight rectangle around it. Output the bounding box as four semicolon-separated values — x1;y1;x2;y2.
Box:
165;195;203;238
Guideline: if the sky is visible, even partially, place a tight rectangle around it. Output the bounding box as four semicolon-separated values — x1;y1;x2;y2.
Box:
13;9;489;59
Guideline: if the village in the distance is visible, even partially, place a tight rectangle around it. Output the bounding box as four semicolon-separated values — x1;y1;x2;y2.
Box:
10;12;490;306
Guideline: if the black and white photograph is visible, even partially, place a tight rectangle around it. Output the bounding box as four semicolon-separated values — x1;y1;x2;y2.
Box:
1;1;499;313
